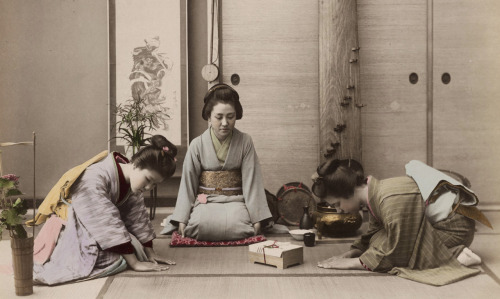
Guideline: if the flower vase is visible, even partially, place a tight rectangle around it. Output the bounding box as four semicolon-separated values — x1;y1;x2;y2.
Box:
10;235;34;296
299;206;313;229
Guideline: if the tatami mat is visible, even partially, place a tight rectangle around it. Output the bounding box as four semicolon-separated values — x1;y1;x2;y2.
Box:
120;236;380;276
102;274;500;299
0;209;499;298
471;235;500;282
91;209;500;298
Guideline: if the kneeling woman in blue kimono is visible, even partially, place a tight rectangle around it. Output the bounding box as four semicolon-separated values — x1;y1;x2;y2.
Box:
165;84;272;241
33;135;177;285
314;159;484;286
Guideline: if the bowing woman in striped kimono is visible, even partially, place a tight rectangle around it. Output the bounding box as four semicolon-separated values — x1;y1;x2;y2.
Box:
33;135;177;285
313;159;483;286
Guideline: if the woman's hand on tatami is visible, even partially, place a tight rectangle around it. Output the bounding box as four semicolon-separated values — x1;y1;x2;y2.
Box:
131;261;170;272
179;222;186;237
317;256;364;270
123;253;170;272
317;249;363;269
144;247;176;266
253;221;261;235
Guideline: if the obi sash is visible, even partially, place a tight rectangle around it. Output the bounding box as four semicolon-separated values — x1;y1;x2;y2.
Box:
198;170;243;196
406;160;492;228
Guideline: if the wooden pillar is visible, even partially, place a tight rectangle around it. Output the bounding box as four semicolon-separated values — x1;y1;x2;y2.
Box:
319;0;361;162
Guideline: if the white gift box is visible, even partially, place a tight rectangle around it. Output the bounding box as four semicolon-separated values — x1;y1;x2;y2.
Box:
248;240;303;269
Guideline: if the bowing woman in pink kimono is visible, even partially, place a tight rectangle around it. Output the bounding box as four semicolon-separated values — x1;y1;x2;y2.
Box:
163;84;272;241
33;135;177;285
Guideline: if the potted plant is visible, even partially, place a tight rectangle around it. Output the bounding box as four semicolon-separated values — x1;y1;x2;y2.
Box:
0;174;33;296
113;95;170;156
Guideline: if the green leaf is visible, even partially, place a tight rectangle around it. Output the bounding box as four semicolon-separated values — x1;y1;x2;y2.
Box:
0;178;15;189
13;198;28;215
6;189;23;197
13;198;22;207
1;209;23;226
112;92;171;149
119;128;134;139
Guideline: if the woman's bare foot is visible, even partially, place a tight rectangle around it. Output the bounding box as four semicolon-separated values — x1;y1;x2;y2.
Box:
457;247;482;266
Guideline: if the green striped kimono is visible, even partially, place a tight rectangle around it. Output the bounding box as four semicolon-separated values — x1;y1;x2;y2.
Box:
352;176;480;286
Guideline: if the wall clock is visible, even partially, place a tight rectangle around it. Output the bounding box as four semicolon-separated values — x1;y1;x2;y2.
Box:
202;0;219;82
202;63;219;82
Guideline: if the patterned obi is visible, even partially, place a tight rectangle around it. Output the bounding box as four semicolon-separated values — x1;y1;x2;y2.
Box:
198;170;243;196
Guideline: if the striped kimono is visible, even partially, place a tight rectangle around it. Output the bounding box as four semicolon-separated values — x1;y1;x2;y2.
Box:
352;176;480;286
33;153;154;285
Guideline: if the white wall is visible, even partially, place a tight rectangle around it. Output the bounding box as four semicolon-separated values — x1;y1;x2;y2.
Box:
0;0;109;198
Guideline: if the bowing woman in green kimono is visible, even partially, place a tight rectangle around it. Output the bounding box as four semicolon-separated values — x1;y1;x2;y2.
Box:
313;158;483;286
165;84;272;241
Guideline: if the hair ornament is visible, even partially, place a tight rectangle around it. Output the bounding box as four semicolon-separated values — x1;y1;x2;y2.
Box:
313;175;323;184
161;146;170;158
161;145;176;162
311;171;323;184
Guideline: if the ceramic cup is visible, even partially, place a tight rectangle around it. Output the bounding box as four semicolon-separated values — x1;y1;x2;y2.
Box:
303;232;316;247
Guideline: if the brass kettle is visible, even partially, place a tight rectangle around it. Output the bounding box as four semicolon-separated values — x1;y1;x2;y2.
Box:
312;202;363;239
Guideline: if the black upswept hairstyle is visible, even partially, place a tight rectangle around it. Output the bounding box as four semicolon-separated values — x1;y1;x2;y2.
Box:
130;135;177;179
312;158;366;199
202;83;243;121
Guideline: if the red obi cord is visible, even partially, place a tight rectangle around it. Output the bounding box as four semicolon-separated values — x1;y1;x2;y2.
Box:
261;241;279;264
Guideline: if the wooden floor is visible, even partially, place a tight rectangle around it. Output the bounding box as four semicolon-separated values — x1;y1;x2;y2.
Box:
1;207;500;299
